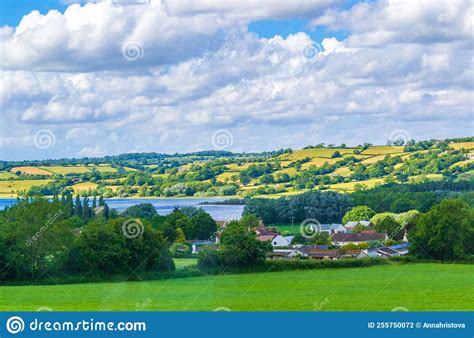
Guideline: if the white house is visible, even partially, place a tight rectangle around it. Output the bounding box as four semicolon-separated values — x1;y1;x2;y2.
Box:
344;220;372;233
320;223;346;234
270;235;294;247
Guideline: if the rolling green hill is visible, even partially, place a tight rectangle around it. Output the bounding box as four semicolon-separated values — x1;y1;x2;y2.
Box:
0;138;472;198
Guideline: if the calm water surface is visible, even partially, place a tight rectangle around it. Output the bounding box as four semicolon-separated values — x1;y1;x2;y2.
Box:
0;198;244;221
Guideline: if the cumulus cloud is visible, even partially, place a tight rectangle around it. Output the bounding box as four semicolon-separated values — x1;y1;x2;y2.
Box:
78;146;106;157
0;0;472;160
312;0;473;45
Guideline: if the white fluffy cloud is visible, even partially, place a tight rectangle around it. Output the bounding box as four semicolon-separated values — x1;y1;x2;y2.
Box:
0;0;472;160
312;0;472;45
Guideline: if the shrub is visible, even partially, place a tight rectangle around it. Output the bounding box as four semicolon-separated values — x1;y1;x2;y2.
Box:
342;206;376;224
170;243;191;258
410;199;474;260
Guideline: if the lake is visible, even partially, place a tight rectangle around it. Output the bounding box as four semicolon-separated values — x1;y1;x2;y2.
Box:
0;198;244;221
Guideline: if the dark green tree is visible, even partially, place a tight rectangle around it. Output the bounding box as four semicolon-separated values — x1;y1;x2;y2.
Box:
410;199;474;260
124;203;157;220
198;220;271;271
82;197;91;221
74;195;82;216
187;212;217;240
239;171;251;186
374;215;402;240
342;206;376;224
0;199;72;280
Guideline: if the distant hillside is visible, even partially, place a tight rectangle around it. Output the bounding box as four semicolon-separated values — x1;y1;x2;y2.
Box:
0;138;473;198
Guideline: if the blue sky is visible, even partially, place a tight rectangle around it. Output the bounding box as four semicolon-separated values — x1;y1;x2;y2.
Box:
248;19;348;41
1;1;349;41
0;0;70;26
0;0;472;160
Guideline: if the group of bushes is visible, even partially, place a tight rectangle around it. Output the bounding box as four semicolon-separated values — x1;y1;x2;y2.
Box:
199;257;390;275
0;199;175;283
197;216;272;273
244;190;353;224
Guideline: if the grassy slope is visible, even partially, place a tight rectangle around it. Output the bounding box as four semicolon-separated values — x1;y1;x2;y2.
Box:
71;182;99;193
272;224;300;235
456;170;474;182
0;263;472;311
0;171;17;179
329;178;385;192
10;166;53;175
449;142;474;150
0;179;52;194
39;166;91;174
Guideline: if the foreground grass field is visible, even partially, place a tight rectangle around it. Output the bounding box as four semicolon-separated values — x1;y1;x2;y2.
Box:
0;263;472;311
174;258;198;270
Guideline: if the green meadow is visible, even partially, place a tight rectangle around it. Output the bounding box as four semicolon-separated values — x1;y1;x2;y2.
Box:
1;263;472;311
272;223;301;235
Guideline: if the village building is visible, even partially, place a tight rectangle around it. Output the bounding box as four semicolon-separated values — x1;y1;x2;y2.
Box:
268;249;307;260
319;223;346;234
257;234;294;247
358;243;411;258
331;232;386;246
344;220;372;232
299;247;361;260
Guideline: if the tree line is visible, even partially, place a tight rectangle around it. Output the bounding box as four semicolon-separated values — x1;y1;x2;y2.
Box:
0;197;219;283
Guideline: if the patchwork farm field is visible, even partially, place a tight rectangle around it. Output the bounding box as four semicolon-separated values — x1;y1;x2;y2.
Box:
0;263;472;311
0;141;472;197
0;171;17;179
10;166;53;175
0;179;52;195
71;182;99;193
329;178;385;192
449;142;474;150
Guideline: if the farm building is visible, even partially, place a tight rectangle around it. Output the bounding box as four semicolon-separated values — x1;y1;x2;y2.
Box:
344;220;372;232
268;248;362;260
319;223;346;234
359;243;410;258
331;232;386;246
257;234;294;247
268;249;307;260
